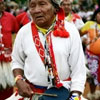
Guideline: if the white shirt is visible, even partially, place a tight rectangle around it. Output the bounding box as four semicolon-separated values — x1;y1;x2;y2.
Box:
12;21;86;93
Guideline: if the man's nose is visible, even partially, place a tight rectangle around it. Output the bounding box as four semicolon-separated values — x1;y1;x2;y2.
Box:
34;5;41;13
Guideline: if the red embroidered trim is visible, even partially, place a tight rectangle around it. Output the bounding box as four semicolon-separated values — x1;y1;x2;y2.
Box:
47;33;63;88
53;8;69;38
31;8;69;88
31;22;45;63
31;23;63;88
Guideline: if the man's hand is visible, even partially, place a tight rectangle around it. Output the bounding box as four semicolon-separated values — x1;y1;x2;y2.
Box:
69;95;81;100
16;79;34;98
69;92;81;100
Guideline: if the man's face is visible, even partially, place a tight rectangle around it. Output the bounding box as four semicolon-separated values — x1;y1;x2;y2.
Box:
0;1;5;13
29;0;56;29
61;0;72;16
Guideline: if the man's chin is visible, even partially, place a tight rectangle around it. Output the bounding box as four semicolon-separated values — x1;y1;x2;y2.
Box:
36;21;46;27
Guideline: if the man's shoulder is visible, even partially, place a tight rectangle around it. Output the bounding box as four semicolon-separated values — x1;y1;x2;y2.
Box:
64;21;76;29
16;12;27;18
72;13;81;19
19;21;31;31
64;21;80;37
4;11;14;16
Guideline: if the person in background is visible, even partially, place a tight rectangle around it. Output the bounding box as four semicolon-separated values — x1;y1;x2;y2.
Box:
61;0;84;31
60;0;86;58
16;8;32;28
0;0;19;99
80;8;100;100
61;1;88;100
9;0;86;100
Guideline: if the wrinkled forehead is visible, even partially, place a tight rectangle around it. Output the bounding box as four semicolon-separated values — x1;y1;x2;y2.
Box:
29;0;50;3
61;0;72;3
29;0;60;10
61;0;72;5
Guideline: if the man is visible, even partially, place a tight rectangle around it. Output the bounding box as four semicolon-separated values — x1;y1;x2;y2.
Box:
0;0;19;99
61;0;84;30
10;0;86;100
61;0;86;50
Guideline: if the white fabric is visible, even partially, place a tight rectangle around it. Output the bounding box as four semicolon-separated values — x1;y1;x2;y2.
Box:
12;21;86;93
65;16;84;30
0;62;14;89
5;92;29;100
74;18;84;30
65;17;84;30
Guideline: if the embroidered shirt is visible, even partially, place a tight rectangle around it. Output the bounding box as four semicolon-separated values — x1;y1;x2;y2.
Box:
65;13;84;30
12;21;86;93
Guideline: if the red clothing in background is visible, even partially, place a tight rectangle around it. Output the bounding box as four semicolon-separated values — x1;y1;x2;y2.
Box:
0;11;19;62
0;11;19;100
16;12;31;27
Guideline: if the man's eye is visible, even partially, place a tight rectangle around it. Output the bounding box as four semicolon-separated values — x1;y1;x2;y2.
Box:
40;2;46;5
30;4;35;8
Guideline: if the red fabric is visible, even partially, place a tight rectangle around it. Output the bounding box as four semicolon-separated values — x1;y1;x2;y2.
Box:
16;12;30;27
58;8;65;20
0;12;19;62
26;80;46;93
1;12;19;47
63;77;71;81
31;23;45;62
97;58;100;83
0;87;13;100
31;8;69;88
72;13;81;22
53;8;69;38
48;34;63;88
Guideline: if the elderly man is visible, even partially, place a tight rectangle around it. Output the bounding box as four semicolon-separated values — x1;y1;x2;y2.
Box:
9;0;86;100
0;0;19;100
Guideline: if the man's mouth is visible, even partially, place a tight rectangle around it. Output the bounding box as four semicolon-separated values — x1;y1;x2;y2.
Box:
35;15;44;19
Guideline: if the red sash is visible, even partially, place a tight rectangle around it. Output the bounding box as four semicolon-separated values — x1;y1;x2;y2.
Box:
31;8;70;88
31;22;63;88
31;22;45;63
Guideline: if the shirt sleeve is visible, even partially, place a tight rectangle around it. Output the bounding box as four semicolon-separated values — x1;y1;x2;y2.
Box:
68;24;86;93
11;28;25;71
74;18;84;30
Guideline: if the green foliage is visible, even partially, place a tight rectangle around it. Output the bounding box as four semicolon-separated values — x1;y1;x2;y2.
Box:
11;0;26;4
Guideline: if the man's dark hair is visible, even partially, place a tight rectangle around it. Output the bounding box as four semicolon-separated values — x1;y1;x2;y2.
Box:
50;0;60;10
29;0;60;10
